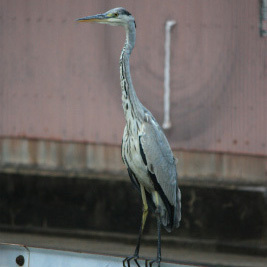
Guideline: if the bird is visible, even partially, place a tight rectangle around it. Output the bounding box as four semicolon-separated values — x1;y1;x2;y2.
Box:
76;7;181;267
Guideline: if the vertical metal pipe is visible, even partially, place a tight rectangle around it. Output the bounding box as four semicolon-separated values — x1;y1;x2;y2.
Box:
163;20;176;129
260;0;267;36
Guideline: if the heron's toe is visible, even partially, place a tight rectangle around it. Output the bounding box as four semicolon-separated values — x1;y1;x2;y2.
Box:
123;255;140;267
145;258;160;267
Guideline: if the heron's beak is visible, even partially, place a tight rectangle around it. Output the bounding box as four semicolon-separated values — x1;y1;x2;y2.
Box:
76;13;109;23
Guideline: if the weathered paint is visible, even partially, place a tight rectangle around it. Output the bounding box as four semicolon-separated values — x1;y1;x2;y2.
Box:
1;138;266;186
0;0;266;156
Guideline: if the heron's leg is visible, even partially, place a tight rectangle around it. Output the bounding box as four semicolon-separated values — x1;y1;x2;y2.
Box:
123;185;148;267
146;192;161;267
155;211;162;266
135;185;149;255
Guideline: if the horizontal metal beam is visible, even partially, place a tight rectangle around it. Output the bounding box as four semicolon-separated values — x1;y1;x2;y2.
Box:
1;137;266;186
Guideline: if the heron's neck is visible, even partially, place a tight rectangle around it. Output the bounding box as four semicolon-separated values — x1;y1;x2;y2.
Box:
120;22;144;124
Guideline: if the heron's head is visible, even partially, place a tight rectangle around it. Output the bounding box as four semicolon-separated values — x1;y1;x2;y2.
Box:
76;7;136;28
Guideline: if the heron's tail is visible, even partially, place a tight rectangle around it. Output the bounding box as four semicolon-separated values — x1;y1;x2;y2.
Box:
174;187;181;228
161;186;181;232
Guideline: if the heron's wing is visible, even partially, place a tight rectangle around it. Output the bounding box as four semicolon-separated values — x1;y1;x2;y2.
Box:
139;121;178;206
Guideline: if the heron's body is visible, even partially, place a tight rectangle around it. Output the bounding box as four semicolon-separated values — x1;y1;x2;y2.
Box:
77;7;181;266
119;10;180;233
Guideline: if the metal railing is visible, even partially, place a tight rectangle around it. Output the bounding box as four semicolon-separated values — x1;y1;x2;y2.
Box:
0;243;202;267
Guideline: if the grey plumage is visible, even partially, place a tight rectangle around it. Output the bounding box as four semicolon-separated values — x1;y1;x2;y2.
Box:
77;7;181;267
139;121;181;231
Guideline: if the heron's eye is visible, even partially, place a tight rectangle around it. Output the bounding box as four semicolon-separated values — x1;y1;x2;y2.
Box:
114;13;118;17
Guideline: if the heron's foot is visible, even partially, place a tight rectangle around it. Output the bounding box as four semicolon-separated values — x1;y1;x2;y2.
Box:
145;258;161;267
123;254;140;267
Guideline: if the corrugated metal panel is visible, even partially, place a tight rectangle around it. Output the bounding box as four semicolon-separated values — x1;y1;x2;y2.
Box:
0;0;266;156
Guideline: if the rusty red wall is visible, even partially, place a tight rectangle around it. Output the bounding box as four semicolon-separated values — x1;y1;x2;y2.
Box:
0;0;266;156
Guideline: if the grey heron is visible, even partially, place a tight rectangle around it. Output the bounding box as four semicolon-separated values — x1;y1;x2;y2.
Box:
76;7;181;267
